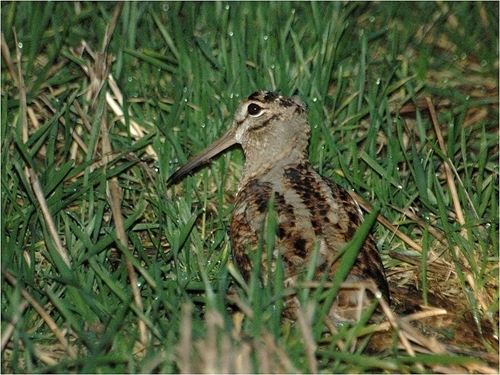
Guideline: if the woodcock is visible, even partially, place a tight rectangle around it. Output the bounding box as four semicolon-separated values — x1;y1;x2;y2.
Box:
168;91;390;323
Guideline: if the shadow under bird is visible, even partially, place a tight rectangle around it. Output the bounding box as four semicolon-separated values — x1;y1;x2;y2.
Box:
168;90;390;323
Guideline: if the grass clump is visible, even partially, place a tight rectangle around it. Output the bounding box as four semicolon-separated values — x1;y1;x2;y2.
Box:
2;2;498;373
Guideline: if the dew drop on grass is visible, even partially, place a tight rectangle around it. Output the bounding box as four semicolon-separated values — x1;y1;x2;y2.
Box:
225;4;230;10
127;77;133;82
481;60;487;67
369;16;375;22
460;53;467;60
18;42;23;49
229;31;233;37
263;35;268;41
376;78;381;85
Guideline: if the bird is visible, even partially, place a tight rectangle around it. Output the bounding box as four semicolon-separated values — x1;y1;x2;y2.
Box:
168;90;390;323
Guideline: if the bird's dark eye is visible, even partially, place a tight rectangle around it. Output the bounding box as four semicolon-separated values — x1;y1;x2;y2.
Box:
247;103;263;116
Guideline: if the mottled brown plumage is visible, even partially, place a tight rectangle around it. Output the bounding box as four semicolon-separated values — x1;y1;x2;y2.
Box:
168;91;389;322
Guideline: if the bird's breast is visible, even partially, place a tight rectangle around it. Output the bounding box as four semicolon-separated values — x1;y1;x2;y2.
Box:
230;162;351;281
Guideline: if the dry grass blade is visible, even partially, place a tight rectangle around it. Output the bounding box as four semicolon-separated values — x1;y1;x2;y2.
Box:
366;281;423;372
1;299;28;352
27;172;71;267
71;2;148;345
364;280;490;373
105;73;158;160
11;28;71;268
388;203;447;244
103;110;148;345
101;2;123;54
227;294;300;373
1;32;20;87
178;304;193;374
295;303;318;373
3;271;77;358
99;58;149;348
425;98;493;317
350;190;423;253
426;97;467;237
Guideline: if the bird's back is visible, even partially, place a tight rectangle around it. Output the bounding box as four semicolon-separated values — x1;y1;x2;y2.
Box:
231;161;390;322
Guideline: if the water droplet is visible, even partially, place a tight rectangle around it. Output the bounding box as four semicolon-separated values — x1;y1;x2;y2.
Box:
17;42;23;49
183;87;188;93
443;77;448;84
201;123;206;128
312;97;317;102
369;16;375;22
229;31;233;37
291;9;295;14
225;4;230;10
465;95;470;100
376;78;381;85
127;77;133;82
481;60;487;67
162;4;169;11
460;53;467;60
263;35;268;41
270;64;275;69
397;185;402;189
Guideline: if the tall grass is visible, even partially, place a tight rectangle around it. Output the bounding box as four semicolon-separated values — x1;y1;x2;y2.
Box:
2;2;498;373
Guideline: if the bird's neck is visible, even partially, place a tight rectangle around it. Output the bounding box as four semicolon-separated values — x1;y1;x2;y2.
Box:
240;148;310;187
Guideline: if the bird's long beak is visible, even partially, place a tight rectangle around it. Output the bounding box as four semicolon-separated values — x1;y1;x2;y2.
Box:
167;127;237;185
